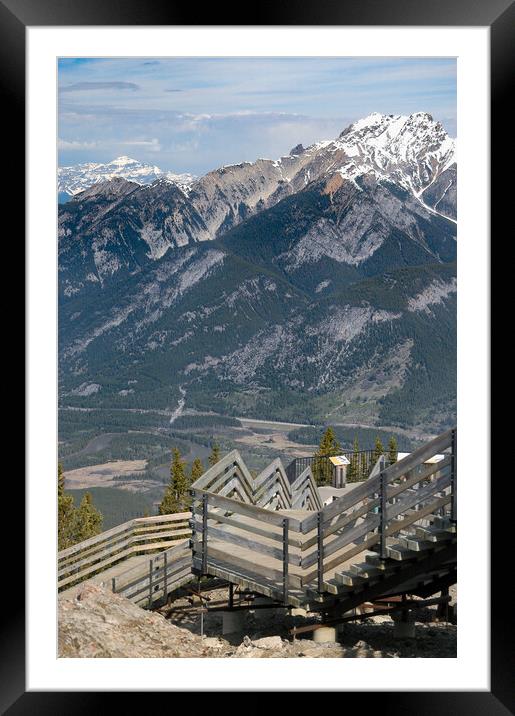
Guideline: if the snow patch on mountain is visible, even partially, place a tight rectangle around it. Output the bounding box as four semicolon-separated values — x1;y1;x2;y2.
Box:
58;156;196;198
326;112;455;196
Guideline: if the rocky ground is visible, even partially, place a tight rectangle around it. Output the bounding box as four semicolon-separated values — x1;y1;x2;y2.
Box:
58;583;456;659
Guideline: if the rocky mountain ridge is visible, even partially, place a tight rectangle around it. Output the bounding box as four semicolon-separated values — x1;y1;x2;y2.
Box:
58;155;196;202
59;112;456;299
58;112;457;432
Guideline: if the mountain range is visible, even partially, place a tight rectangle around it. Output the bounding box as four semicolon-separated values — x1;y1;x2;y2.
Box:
58;156;196;203
58;112;457;435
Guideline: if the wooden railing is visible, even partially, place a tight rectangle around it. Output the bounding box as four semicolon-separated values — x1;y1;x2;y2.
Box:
112;538;193;608
190;428;456;605
57;512;191;590
191;449;322;511
300;428;454;591
58;428;456;608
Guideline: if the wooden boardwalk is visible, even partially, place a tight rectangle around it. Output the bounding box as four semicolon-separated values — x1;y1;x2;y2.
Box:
58;429;457;618
60;555;149;598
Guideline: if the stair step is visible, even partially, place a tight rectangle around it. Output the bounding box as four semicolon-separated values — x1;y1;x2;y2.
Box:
325;578;352;595
398;536;434;552
414;525;454;542
335;570;366;587
365;552;389;569
350;562;383;578
386;544;419;561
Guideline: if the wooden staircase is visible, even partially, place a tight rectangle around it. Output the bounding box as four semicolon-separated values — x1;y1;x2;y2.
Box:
58;428;456;620
189;428;457;614
307;515;456;613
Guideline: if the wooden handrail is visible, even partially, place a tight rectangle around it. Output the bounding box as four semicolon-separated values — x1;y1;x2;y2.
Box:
57;512;191;590
58;512;191;559
59;429;456;607
188;428;455;598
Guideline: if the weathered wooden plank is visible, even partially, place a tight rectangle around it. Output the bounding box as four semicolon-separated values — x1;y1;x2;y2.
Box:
58;529;135;569
208;464;255;501
291;476;323;511
316;475;382;527
191;521;300;566
304;471;452;571
255;480;291;510
131;568;194;606
58;512;191;561
387;458;451;500
254;459;289;491
302;535;380;585
200;543;302;590
58;546;139;588
119;559;191;599
132;521;190;536
302;431;452;536
302;512;381;570
198;509;302;548
387;472;451;522
58;539;190;588
301;497;381;553
192;557;286;604
58;529;190;579
132;512;191;525
195;489;301;530
57;521;136;561
217;476;255;504
302;493;453;587
119;557;192;598
379;430;452;483
385;495;451;539
115;539;190;584
191;449;254;491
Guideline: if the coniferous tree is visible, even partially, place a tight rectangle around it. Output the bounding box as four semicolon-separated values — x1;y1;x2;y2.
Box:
312;427;341;486
208;442;221;467
190;457;204;483
372;436;385;468
388;436;398;466
74;493;103;542
58;464;103;549
159;448;190;515
58;463;76;550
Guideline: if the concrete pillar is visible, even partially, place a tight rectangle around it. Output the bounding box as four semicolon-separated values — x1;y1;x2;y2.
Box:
222;610;245;635
312;626;337;643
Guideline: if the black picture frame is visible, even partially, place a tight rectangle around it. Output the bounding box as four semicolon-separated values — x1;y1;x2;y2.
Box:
7;0;508;710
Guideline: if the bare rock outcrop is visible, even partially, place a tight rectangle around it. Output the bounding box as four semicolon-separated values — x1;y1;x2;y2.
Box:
59;583;456;659
58;583;226;658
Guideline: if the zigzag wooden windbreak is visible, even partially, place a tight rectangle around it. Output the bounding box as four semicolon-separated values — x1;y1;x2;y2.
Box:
190;450;323;511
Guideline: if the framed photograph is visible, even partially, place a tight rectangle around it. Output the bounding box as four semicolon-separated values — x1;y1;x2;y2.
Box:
8;0;507;707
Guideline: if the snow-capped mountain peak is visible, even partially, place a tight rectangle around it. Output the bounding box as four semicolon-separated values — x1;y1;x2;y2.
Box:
315;112;456;194
58;156;196;200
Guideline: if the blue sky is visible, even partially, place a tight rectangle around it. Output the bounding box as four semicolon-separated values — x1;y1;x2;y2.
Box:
58;57;456;175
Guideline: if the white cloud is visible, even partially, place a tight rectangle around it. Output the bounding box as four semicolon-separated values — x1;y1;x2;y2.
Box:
120;138;162;152
58;139;99;150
